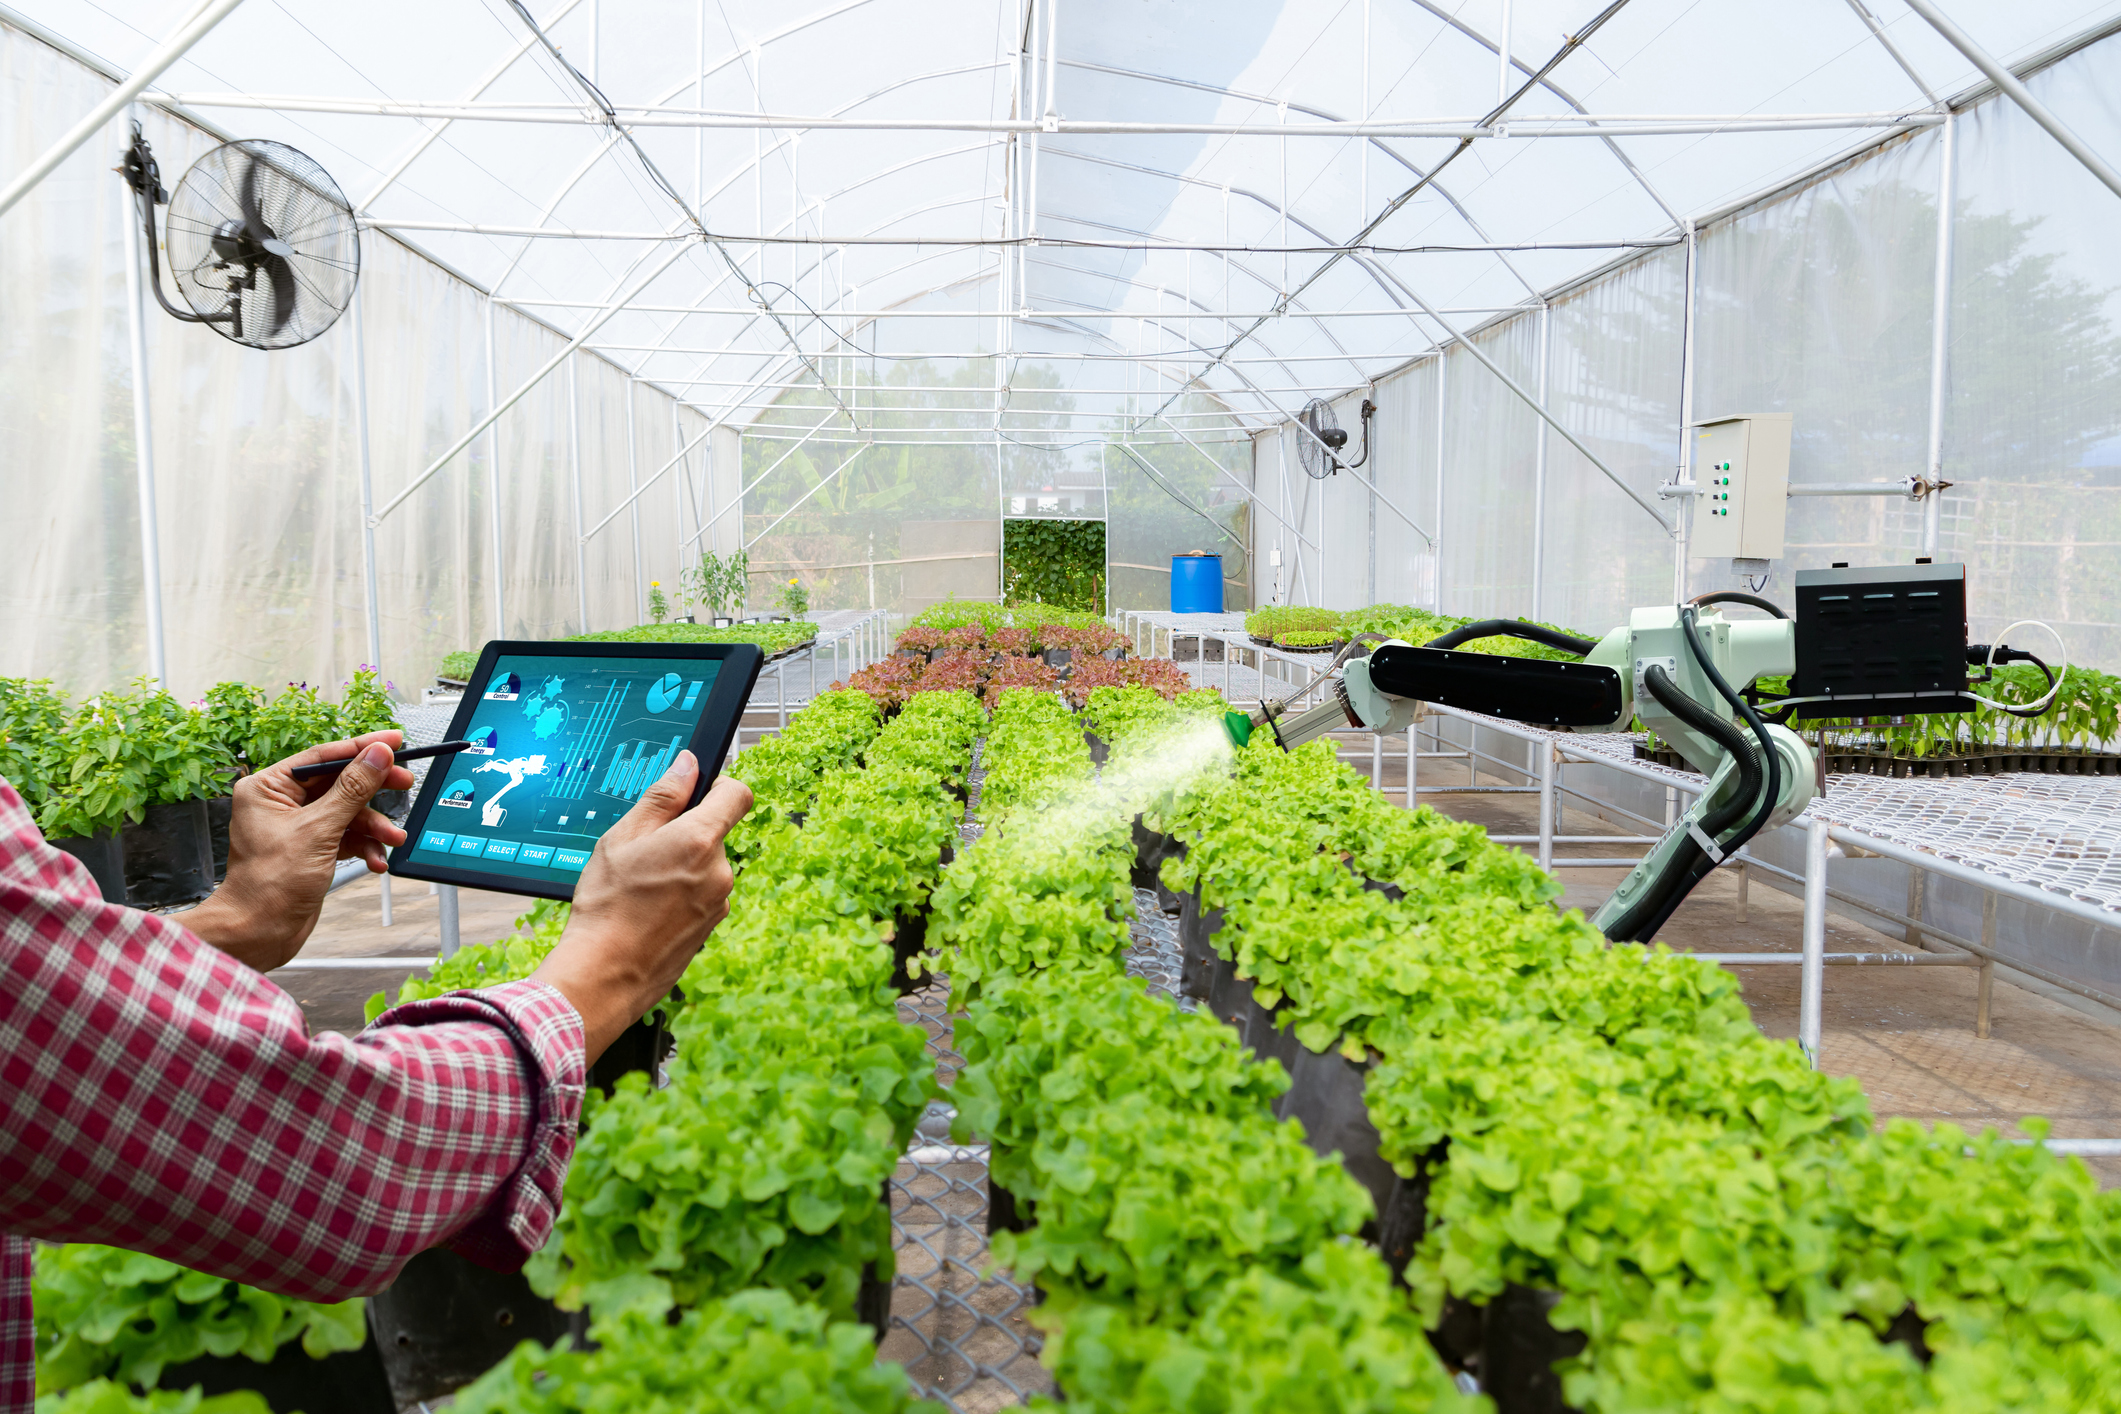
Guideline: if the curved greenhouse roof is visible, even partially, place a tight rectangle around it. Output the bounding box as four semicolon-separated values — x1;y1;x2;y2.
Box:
6;0;2121;697
11;0;2120;426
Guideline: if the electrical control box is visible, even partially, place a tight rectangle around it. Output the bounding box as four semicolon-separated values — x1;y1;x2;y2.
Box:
1690;414;1791;562
1790;562;1972;720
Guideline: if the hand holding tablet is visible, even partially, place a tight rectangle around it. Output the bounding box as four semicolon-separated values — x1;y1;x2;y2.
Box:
388;640;763;901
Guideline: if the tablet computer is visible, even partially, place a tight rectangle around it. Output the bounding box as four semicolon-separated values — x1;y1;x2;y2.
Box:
388;639;763;901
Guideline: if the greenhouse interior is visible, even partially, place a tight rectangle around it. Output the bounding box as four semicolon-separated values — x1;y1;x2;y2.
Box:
8;0;2121;1408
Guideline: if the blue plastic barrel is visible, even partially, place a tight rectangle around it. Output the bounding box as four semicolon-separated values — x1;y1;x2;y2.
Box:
1170;553;1224;613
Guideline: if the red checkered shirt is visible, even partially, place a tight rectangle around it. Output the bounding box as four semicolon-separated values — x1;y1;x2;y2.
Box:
0;780;587;1413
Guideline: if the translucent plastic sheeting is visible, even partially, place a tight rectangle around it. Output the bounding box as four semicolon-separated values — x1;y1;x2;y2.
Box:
1541;243;1689;633
1948;50;2121;672
1254;30;2121;666
11;1;2121;696
0;25;693;699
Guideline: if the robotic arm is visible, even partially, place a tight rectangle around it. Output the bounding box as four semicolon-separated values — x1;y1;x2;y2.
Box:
1224;604;1816;943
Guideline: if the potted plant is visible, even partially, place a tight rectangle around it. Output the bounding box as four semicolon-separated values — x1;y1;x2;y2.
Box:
32;1243;393;1414
778;575;810;621
198;681;265;880
647;581;670;625
337;669;408;820
0;675;68;810
37;683;236;907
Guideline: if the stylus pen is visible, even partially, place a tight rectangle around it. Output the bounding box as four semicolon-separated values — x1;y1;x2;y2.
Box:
290;741;474;782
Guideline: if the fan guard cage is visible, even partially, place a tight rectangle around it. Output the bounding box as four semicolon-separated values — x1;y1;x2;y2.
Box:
164;140;359;350
1298;397;1339;480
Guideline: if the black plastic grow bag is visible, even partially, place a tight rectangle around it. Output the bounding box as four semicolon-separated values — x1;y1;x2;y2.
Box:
367;1248;585;1406
49;800;214;907
156;1319;396;1414
368;1015;668;1404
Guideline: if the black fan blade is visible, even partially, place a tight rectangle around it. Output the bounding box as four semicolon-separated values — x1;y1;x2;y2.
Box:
238;153;266;239
261;252;297;335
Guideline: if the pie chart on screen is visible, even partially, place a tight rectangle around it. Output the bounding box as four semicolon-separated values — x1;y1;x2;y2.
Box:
646;672;684;712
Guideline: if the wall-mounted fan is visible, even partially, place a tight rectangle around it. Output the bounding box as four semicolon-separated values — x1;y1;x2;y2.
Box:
1297;397;1376;479
120;124;359;350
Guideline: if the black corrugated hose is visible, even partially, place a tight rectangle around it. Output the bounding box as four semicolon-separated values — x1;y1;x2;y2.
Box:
1599;662;1764;942
1423;619;1599;656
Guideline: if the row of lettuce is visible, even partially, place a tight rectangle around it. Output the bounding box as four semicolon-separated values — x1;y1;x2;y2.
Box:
40;622;2121;1411
436;619;821;684
931;685;1487;1411
1146;710;2121;1406
34;686;982;1413
0;672;398;841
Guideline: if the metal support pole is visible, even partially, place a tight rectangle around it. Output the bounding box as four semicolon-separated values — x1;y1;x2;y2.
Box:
1371;733;1382;789
121;141;167;687
0;0;249;219
1904;867;1927;949
1531;304;1548;619
1537;742;1556;872
673;402;691;587
438;883;461;958
1922;112;1955;557
1735;862;1750;923
379;874;393;928
1434;353;1447;611
1800;815;1829;1067
627;378;644;624
351;280;383;676
1978;890;1997;1039
568;354;588;631
1674;223;1699;601
776;661;786;731
1405;723;1417;807
1904;0;2121;204
484;298;506;634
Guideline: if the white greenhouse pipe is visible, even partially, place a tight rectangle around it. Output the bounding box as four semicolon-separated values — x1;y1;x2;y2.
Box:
1903;0;2121;204
1401;290;1676;533
154;92;1947;138
369;238;695;525
0;0;248;219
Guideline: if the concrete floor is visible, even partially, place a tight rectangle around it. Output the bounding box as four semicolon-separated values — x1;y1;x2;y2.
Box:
277;724;2121;1183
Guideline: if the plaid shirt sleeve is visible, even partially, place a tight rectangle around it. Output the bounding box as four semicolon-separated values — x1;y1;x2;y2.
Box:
0;780;587;1412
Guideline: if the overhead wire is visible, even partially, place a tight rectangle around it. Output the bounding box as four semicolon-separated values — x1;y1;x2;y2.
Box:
1137;0;1637;429
499;0;861;430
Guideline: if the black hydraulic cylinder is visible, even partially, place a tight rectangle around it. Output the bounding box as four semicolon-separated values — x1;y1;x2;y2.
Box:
1365;644;1624;727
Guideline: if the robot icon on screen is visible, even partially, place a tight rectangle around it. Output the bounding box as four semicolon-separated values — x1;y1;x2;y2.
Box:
473;754;548;827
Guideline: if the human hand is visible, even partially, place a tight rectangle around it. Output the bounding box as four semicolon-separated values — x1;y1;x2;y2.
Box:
531;750;752;1062
184;732;416;973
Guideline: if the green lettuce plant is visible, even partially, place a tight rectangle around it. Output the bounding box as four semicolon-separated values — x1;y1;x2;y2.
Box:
32;1245;366;1395
451;1289;940;1414
1033;1244;1482;1414
35;1383;271;1414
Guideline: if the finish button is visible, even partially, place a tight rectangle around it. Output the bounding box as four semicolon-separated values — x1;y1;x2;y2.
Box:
552;848;592;872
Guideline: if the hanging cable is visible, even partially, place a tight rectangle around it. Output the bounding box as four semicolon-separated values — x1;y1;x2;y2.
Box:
1966;620;2070;716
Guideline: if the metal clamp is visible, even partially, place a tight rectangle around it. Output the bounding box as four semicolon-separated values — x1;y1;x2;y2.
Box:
1686;818;1726;863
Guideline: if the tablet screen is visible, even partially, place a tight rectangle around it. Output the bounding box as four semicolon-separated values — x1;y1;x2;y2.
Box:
404;652;723;889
